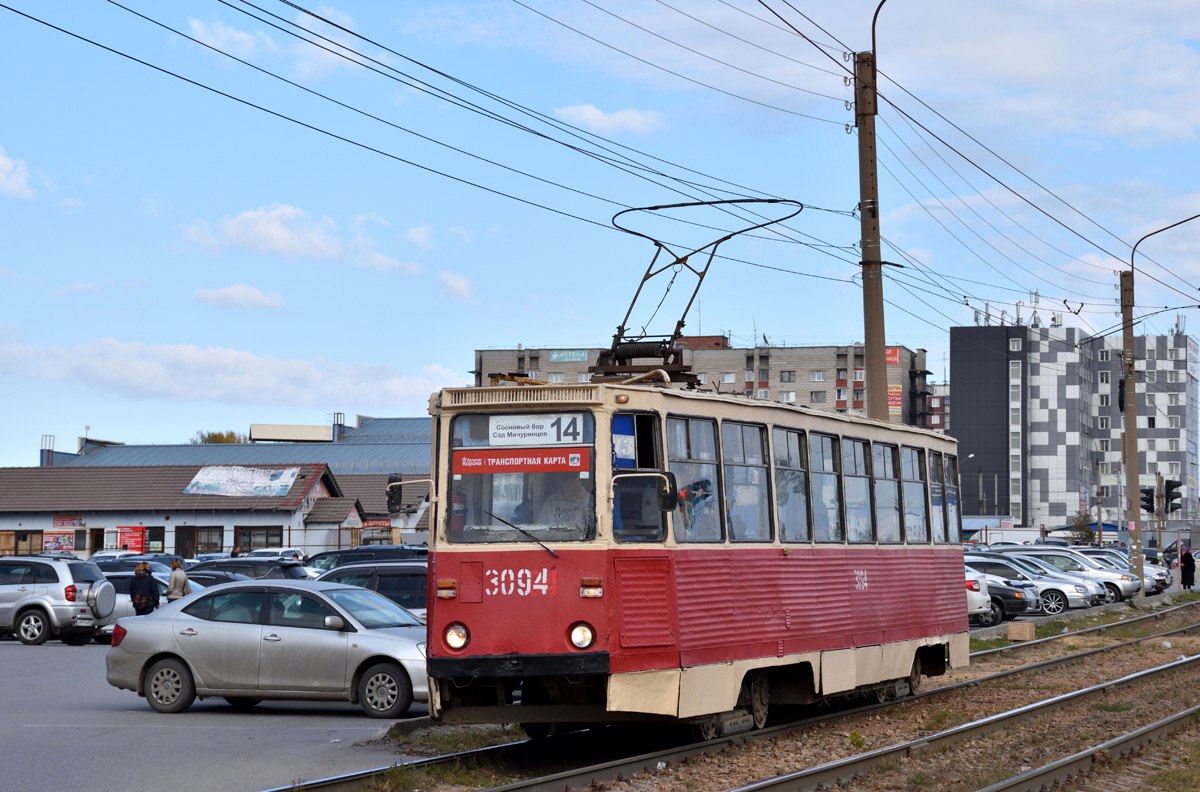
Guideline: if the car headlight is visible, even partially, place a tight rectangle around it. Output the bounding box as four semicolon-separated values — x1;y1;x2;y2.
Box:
569;622;595;649
1074;585;1087;593
444;623;469;650
416;642;427;659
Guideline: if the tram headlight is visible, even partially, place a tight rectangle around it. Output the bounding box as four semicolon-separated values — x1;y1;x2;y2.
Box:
444;623;470;650
569;622;595;649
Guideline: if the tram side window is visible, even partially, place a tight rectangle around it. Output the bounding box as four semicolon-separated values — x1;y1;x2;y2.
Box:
773;428;810;543
843;438;874;543
901;446;929;543
945;454;962;543
612;413;667;543
722;422;771;542
667;417;723;543
809;433;843;542
873;443;903;544
929;452;947;543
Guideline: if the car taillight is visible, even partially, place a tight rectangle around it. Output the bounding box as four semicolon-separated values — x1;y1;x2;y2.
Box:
112;624;127;648
65;584;78;602
965;580;980;592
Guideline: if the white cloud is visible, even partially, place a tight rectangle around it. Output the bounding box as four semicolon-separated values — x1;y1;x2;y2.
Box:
0;146;34;199
555;104;664;135
439;270;475;302
291;6;369;78
0;336;467;408
60;197;83;212
404;223;434;250
188;19;275;59
194;284;284;309
184;204;415;271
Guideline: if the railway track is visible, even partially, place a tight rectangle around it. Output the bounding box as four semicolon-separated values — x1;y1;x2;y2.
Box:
268;598;1200;792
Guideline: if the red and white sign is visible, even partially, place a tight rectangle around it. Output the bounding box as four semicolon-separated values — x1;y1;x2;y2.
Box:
362;518;393;528
453;447;592;475
117;526;146;553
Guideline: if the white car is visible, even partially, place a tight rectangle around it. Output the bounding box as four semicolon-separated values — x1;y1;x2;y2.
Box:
965;568;991;621
245;547;306;561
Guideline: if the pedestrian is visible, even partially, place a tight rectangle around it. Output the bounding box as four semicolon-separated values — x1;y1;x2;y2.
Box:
231;545;241;558
129;561;160;615
1181;546;1195;591
165;558;191;602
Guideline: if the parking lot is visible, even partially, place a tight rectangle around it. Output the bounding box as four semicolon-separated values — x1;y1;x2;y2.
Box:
0;639;425;792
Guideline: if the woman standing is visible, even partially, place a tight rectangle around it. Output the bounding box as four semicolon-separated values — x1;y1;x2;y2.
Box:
165;558;191;602
1181;547;1195;591
129;561;160;615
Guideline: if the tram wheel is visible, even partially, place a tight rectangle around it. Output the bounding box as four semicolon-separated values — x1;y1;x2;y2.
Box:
521;723;554;740
691;717;721;742
749;672;770;729
907;656;922;696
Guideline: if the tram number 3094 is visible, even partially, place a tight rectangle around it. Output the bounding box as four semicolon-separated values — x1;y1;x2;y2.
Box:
485;567;551;596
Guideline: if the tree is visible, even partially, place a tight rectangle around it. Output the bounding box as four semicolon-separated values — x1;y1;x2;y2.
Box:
189;429;247;445
1068;510;1095;546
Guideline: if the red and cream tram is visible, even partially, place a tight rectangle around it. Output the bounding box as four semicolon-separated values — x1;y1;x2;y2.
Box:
422;381;967;737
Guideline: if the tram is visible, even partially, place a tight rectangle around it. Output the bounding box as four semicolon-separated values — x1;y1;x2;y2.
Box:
419;380;968;737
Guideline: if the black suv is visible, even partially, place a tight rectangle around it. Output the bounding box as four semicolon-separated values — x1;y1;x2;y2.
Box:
187;557;310;580
0;555;117;644
305;545;427;573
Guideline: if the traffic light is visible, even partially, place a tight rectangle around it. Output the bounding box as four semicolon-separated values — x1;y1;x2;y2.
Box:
1164;479;1183;514
386;473;404;513
1139;486;1156;514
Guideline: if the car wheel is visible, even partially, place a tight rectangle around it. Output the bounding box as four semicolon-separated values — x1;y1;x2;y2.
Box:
978;599;1002;628
60;632;93;646
15;609;50;645
146;658;196;714
223;697;262;710
1103;583;1120;604
1041;590;1068;616
357;662;412;719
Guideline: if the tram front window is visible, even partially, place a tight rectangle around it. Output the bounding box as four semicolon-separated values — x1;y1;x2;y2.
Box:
448;412;596;544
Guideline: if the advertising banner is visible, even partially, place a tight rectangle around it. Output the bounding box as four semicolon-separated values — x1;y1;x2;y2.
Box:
117;526;146;553
42;530;75;552
887;384;903;417
453;447;592;475
885;347;901;365
51;514;83;528
183;465;300;497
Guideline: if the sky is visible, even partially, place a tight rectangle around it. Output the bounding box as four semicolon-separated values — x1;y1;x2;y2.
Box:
1;0;1199;467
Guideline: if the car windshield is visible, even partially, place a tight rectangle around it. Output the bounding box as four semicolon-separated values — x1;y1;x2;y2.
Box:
325;587;422;629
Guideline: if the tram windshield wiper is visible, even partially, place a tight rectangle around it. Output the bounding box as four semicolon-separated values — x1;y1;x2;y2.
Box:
483;510;558;557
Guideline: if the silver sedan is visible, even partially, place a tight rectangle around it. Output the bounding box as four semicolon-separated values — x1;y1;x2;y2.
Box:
106;579;427;718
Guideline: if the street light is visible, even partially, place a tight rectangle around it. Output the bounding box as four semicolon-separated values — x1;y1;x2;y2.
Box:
1123;211;1200;597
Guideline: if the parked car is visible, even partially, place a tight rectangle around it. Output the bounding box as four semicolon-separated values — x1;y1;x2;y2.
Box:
0;555;116;645
1077;548;1170;594
965;567;1034;627
89;549;140;562
306;545;427;573
190;553;232;565
996;547;1140;602
244;547;306;562
185;570;253;588
106;579;428;718
965;553;1092;615
316;561;427;620
187;558;310;580
97;571;206;642
1005;552;1108;606
95;558;171;575
966;569;991;622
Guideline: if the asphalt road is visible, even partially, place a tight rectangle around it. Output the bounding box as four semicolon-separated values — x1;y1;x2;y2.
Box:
0;638;426;792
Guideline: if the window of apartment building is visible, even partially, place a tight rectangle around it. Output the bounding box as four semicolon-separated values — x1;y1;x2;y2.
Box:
1010;384;1021;401
853;389;864;402
1099;439;1110;452
810;391;827;403
779;391;796;404
745;369;755;381
1099;394;1110;407
696;372;708;384
810;370;825;382
1009;338;1022;351
1097;462;1109;475
1170;439;1180;452
1010;455;1021;473
1169;416;1180;429
758;368;770;380
1145;371;1156;384
1146;393;1155;407
577;372;592;383
930;397;940;408
1146;348;1157;360
1148;417;1156;429
1099;371;1110;384
527;369;540;379
1168;370;1180;383
1010;408;1020;424
853;368;865;382
721;372;736;383
1168;348;1180;360
780;370;796;382
1171;462;1181;476
1098;349;1110;361
836;388;847;400
756;389;770;400
1169;393;1180;406
547;372;565;383
930;415;941;426
1098;416;1110;429
836;368;848;380
1009;361;1021;379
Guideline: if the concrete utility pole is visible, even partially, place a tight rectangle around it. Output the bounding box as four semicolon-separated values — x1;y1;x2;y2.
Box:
1120;270;1144;590
856;49;888;421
